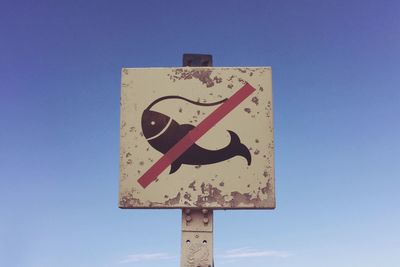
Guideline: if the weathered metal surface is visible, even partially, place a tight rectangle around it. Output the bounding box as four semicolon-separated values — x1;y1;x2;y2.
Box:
181;209;213;267
119;67;275;209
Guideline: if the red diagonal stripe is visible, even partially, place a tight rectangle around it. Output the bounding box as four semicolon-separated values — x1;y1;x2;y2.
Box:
137;83;256;188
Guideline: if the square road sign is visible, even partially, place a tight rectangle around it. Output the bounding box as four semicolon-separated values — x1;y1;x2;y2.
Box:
119;67;275;209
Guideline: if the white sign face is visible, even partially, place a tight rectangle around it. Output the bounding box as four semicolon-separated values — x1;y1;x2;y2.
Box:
119;67;275;209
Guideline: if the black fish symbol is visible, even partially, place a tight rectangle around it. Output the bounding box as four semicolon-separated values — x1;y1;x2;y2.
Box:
141;96;252;174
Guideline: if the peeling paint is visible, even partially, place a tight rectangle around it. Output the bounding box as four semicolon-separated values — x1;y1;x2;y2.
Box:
195;183;226;206
252;96;259;105
184;192;192;201
189;181;196;191
168;68;216;87
164;192;181;206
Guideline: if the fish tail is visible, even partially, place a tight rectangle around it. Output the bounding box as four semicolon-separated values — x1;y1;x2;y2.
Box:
227;130;252;165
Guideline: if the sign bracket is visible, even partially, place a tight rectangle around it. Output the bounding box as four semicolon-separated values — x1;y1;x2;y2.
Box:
181;54;214;267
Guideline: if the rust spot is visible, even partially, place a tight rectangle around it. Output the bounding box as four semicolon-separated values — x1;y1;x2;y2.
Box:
219;182;224;186
119;194;143;207
263;171;268;177
200;182;206;194
229;192;261;207
126;152;132;158
213;76;222;83
189;181;196;191
261;179;272;194
193;181;272;208
184;192;192;201
163;192;181;206
227;84;234;89
169;68;216;87
179;107;183;113
259;86;264;92
195;183;226;206
119;188;144;208
238;78;246;84
227;75;236;81
251;96;259;105
127;159;132;165
254;149;260;155
195;165;202;169
244;108;251;113
139;161;144;166
255;139;259;143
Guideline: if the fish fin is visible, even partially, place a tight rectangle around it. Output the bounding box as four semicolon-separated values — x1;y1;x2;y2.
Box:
227;130;252;165
170;160;182;174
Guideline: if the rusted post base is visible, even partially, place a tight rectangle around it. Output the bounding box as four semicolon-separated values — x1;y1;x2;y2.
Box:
180;209;214;267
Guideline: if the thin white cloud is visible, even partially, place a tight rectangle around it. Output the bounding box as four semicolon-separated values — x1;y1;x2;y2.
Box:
220;247;292;259
119;252;176;263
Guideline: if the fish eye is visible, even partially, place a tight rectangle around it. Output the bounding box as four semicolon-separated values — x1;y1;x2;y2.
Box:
150;121;155;126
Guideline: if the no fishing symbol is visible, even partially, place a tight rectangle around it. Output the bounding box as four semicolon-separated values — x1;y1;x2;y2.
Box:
119;67;275;209
138;83;256;188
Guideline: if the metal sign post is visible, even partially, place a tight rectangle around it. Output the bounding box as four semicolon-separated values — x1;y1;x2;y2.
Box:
119;54;275;267
181;54;214;267
181;208;213;267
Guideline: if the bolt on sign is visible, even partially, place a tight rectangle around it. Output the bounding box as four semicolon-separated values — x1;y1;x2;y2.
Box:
119;67;275;209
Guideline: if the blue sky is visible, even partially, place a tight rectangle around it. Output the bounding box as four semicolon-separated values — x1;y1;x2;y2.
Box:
1;0;399;266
